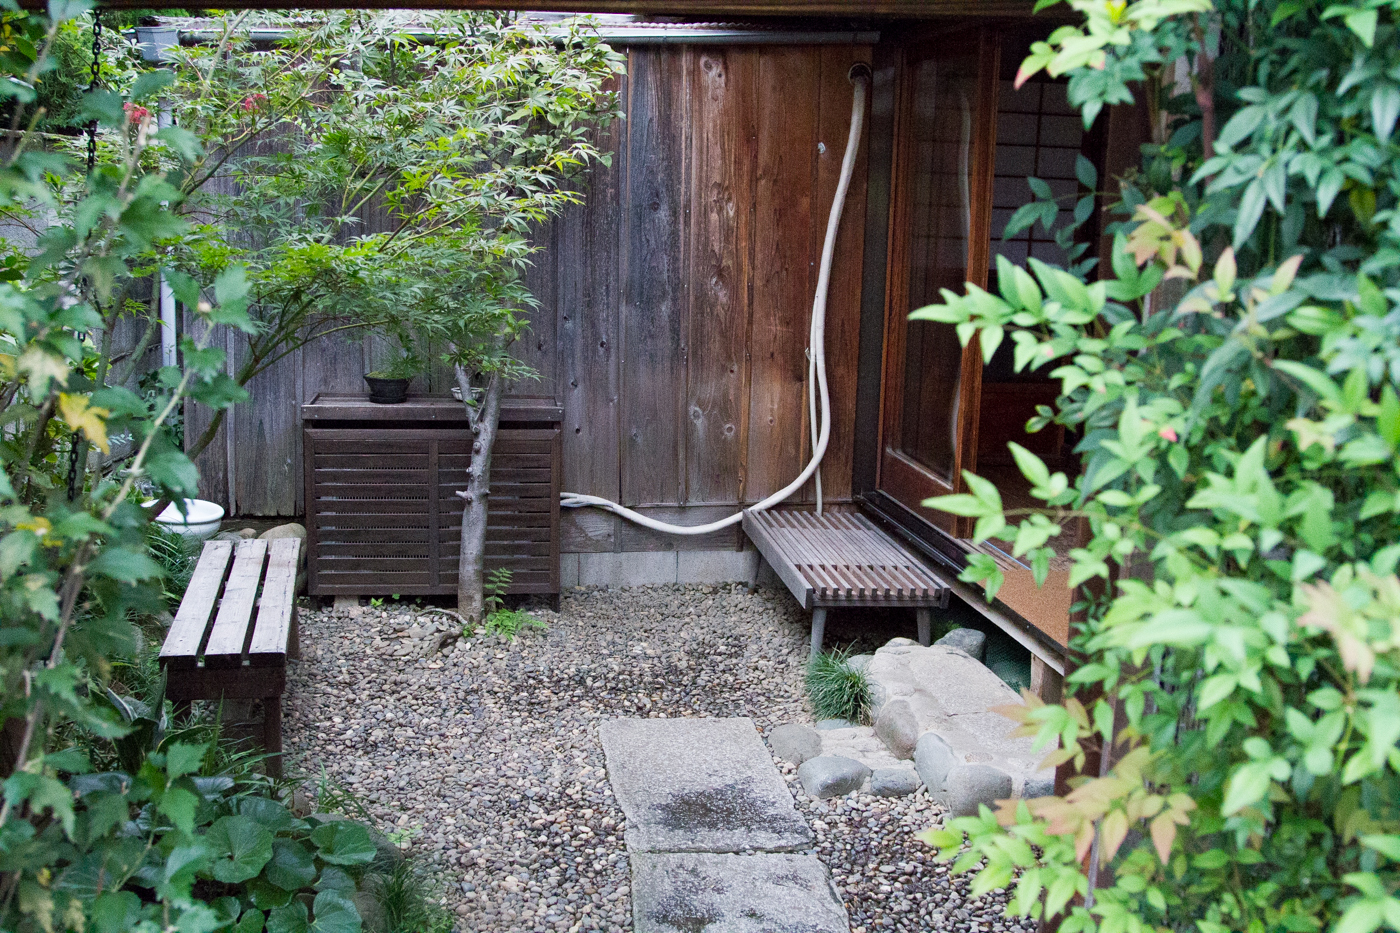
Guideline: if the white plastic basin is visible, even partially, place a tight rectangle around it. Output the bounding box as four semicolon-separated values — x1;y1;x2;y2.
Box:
153;498;225;540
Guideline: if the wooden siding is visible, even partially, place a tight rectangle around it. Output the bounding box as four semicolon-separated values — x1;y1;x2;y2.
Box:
192;44;872;554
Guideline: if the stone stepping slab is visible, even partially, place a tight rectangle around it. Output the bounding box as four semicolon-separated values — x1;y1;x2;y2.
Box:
632;852;848;933
600;717;813;853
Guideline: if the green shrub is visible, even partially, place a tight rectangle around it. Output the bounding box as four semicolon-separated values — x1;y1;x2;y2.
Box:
482;606;545;640
805;650;872;723
913;0;1400;930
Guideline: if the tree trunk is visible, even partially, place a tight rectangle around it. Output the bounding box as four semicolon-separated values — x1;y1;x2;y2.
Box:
455;367;503;621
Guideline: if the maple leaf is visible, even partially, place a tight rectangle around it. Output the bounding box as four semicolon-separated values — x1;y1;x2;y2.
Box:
58;393;111;455
17;346;69;396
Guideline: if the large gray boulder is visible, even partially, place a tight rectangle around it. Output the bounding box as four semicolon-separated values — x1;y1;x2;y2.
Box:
942;764;1013;817
874;699;920;760
864;643;1054;798
935;627;987;662
768;724;822;765
913;732;957;797
259;522;307;541
869;767;921;798
797;756;870;799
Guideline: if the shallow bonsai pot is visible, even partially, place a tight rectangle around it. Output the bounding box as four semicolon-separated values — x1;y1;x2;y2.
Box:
365;375;410;404
152;498;225;540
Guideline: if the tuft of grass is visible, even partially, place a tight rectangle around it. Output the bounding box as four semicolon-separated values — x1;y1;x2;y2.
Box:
146;523;201;609
806;649;871;723
368;859;454;933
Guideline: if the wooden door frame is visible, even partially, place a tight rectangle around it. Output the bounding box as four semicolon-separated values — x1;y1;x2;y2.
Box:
875;27;1000;536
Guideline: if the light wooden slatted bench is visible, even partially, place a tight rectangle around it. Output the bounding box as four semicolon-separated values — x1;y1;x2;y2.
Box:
742;509;952;659
158;537;302;777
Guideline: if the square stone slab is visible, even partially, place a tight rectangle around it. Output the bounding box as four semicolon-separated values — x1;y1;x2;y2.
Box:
600;718;812;853
632;852;848;933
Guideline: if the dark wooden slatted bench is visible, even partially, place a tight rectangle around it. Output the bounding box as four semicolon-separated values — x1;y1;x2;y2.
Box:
742;509;952;659
158;537;301;776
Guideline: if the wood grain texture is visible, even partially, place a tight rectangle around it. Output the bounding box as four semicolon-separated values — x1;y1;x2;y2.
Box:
685;48;757;506
560;74;626;514
249;538;300;663
184;312;230;511
800;45;872;504
159;540;233;667
203;539;268;666
234;343;301;517
616;505;743;551
746;49;819;503
517;219;560;399
620;48;691;507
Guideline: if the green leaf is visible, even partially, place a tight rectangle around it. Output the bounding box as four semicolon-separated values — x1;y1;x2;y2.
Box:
1345;7;1378;45
1218;105;1265;148
159;785;200;838
263;839;317;891
309;821;378;866
1222;761;1274;815
4;772;76;838
207;816;275;884
164;742;207;780
87;547;163;584
1075;154;1097;189
1234;180;1267;249
1360;835;1400;862
1373;85;1400;142
238;796;309;834
268;902;309;933
236;909;267;933
130;69;177;101
309;890;361;933
1008;442;1051;488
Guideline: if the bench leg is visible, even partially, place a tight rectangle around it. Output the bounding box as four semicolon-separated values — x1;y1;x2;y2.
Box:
810;608;827;661
748;553;766;595
288;604;301;662
916;608;932;647
263;696;283;780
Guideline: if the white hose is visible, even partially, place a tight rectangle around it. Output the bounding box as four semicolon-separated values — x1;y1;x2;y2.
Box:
560;68;869;535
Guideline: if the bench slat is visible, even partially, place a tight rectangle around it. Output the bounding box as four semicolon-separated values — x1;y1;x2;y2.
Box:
744;509;950;610
159;540;234;669
249;538;300;666
204;539;268;668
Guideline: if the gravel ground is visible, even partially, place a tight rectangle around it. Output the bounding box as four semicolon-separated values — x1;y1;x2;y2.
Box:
284;582;1026;933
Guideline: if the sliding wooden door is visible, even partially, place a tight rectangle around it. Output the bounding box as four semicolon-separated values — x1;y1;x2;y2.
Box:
878;30;999;534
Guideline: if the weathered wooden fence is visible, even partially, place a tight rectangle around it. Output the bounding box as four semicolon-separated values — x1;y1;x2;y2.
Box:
192;41;873;554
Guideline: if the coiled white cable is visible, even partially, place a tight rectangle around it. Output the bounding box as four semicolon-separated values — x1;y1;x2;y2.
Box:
560;66;870;535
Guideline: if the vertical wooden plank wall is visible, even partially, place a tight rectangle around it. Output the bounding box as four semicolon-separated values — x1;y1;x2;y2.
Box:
619;48;690;510
194;43;873;543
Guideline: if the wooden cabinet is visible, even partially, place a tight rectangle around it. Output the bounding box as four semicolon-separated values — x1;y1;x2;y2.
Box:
301;395;561;599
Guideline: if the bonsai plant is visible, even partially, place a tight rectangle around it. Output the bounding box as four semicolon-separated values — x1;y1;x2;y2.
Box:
364;331;425;404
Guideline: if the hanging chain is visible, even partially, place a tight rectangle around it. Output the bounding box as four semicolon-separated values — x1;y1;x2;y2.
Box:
85;12;101;176
68;10;102;501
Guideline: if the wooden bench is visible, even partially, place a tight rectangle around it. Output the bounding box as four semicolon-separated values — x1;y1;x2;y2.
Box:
742;509;952;659
158;537;301;777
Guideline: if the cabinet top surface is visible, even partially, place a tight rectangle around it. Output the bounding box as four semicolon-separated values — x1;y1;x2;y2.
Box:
302;394;562;423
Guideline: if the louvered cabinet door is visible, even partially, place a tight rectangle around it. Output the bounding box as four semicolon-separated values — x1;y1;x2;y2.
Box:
304;427;560;597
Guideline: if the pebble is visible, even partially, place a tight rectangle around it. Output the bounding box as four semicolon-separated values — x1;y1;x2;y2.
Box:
283;583;1031;933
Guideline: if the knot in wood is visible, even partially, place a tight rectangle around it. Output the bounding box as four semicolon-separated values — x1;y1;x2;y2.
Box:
454;490;472;501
